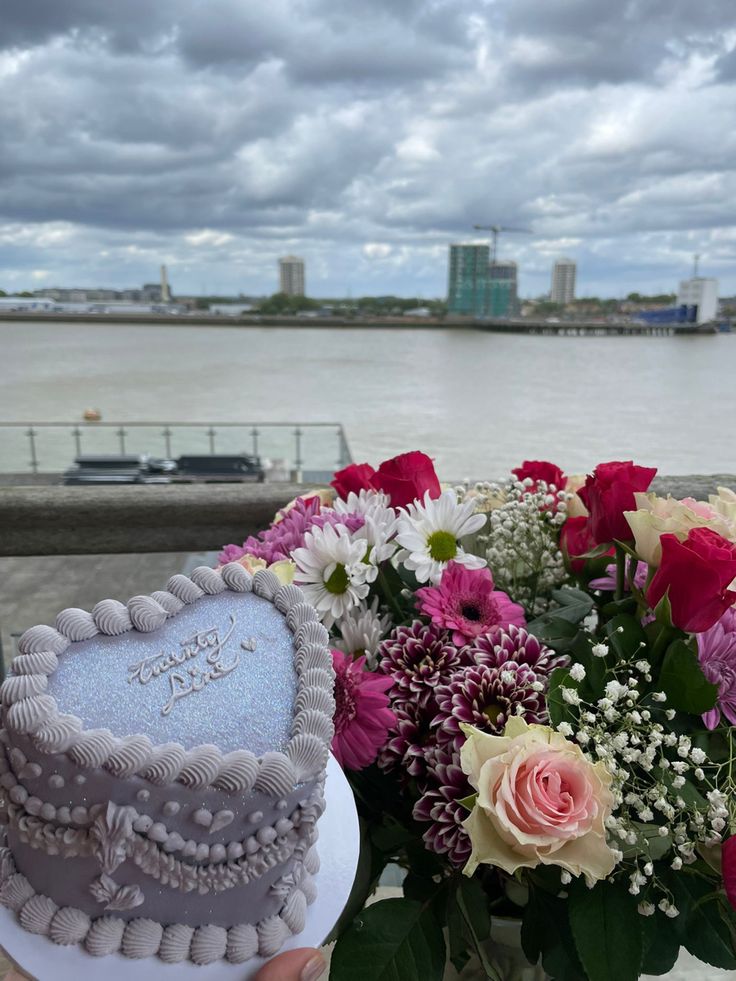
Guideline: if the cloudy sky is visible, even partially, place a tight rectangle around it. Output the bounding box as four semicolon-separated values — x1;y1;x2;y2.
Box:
1;0;735;299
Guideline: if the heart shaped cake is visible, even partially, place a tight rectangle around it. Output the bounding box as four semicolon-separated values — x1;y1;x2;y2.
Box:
0;564;334;964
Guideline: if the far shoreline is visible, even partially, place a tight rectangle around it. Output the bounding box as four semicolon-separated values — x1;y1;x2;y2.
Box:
0;311;718;336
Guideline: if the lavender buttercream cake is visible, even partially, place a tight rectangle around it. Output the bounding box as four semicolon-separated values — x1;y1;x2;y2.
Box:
0;564;334;964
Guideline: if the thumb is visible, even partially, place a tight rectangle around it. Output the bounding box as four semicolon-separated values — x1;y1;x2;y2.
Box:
253;947;326;981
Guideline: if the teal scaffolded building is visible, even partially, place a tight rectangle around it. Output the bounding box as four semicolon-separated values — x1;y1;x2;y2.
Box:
447;245;518;318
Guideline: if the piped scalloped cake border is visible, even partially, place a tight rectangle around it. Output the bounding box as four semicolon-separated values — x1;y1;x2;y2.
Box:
1;566;335;794
0;833;320;964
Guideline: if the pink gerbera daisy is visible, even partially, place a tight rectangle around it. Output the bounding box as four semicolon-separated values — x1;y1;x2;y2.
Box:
331;649;396;771
415;561;526;647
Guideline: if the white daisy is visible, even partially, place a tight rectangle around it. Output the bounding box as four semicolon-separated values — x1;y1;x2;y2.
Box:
353;504;399;581
395;490;487;584
334;488;391;516
335;598;392;667
292;523;370;627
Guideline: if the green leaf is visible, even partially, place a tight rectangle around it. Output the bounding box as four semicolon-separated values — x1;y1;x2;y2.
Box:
522;887;587;980
456;875;492;943
528;588;594;636
457;793;477;812
600;596;639;617
640;911;681;976
568;878;643;981
445;893;471;973
330;898;446;981
605;613;647;661
547;667;577;728
664;868;736;969
659;640;718;714
653;590;673;628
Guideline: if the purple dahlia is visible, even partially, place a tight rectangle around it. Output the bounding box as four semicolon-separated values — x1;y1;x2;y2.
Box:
378;620;467;712
413;746;472;867
470;625;568;675
377;699;437;782
433;661;548;751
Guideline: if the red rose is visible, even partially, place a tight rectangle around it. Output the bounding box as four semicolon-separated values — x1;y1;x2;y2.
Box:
512;460;566;491
331;462;376;499
559;516;611;573
646;527;736;632
372;451;441;509
723;837;736;911
578;461;657;545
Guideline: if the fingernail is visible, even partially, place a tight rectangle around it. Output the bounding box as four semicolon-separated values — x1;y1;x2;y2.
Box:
300;952;326;981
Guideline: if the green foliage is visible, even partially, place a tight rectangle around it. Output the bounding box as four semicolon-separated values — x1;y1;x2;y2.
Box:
568;878;643;981
661;865;736;969
659;640;718;714
640;910;681;975
330;899;446;981
522;887;587;980
256;291;321;314
604;613;647;661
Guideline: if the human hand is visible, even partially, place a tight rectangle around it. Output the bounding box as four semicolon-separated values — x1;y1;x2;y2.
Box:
253;947;326;980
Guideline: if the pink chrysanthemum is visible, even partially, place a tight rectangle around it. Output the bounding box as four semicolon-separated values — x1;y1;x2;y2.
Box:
697;608;736;729
331;649;395;771
218;497;364;566
413;746;473;867
377;620;467;711
433;661;548;751
415;562;526;647
470;625;568;676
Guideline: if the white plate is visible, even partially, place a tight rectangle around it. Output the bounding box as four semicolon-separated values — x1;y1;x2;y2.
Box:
0;755;359;980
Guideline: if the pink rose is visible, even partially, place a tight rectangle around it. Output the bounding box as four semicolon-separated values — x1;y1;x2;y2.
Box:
578;460;657;545
331;462;376;499
723;836;736;911
512;460;566;492
371;451;441;509
460;718;616;881
646;527;736;632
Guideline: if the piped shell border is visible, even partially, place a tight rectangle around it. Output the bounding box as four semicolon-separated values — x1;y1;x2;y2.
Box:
1;567;335;795
0;835;319;963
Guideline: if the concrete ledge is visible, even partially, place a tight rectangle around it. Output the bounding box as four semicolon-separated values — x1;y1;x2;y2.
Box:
0;477;734;557
0;483;312;556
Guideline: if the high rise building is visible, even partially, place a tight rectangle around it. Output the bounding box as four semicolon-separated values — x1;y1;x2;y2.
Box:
447;244;491;316
160;264;171;303
279;256;305;297
488;261;518;318
551;258;576;304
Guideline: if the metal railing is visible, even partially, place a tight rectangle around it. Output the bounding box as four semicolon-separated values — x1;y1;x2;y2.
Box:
0;421;352;476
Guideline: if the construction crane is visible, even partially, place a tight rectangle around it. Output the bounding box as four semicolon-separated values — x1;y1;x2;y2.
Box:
473;224;531;266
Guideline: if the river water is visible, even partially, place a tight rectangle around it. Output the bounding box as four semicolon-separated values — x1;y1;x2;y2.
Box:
0;320;733;479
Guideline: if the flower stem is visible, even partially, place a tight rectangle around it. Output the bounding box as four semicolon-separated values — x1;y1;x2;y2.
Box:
455;888;503;981
615;545;626;601
377;564;404;623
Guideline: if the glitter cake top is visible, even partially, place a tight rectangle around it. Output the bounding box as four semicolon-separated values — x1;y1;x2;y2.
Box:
46;591;298;756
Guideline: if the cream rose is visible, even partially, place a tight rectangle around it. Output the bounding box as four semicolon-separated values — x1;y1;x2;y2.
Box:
564;474;588;519
709;487;736;526
624;492;734;567
218;554;295;585
460;718;616;882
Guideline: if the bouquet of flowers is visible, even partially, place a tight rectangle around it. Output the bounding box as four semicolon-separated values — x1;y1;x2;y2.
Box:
219;451;736;981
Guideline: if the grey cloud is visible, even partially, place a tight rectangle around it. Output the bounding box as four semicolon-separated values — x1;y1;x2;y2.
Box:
0;0;735;297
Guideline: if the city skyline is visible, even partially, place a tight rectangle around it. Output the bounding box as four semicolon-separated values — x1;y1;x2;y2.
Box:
1;2;735;298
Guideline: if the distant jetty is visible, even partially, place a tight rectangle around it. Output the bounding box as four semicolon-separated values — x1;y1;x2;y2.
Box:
0;309;721;335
